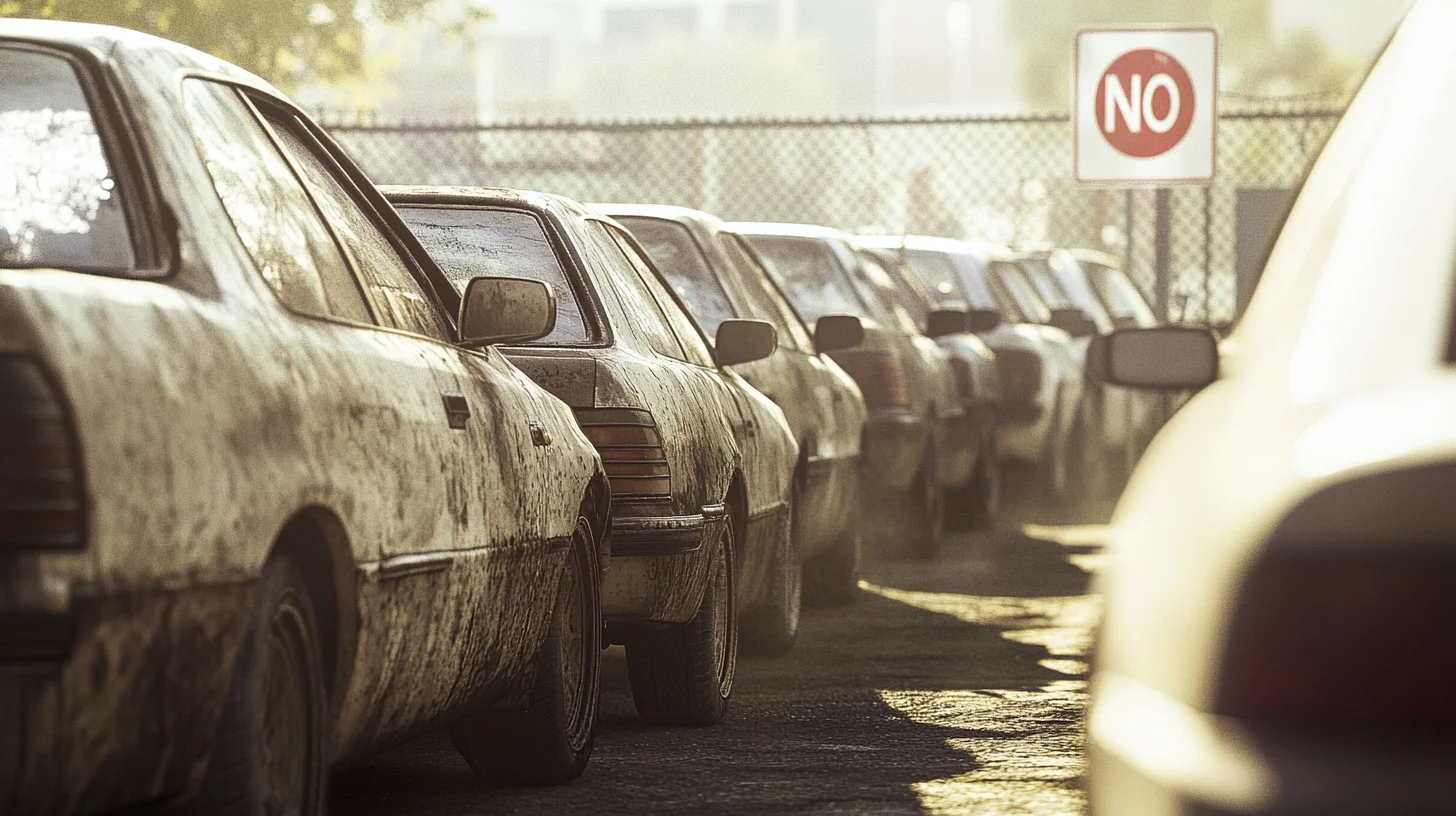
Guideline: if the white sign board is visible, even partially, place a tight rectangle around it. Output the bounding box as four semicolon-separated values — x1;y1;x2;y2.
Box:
1075;27;1219;185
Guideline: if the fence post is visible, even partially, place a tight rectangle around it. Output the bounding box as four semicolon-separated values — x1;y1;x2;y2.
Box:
1154;187;1173;322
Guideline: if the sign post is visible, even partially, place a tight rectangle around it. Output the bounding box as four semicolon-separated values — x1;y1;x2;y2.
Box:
1075;27;1219;185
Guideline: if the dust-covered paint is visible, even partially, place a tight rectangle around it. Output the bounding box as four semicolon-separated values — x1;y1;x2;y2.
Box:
1;21;606;815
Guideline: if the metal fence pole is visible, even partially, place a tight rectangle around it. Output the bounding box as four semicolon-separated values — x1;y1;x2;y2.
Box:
1154;187;1173;322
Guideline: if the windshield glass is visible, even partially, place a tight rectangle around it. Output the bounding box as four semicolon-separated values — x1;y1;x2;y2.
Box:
1085;262;1157;328
617;216;738;331
902;249;995;310
1017;257;1076;309
743;235;867;323
396;205;591;344
988;260;1051;324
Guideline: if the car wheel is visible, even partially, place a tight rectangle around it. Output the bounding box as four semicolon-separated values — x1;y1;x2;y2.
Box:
185;556;327;816
450;516;602;786
945;426;1000;533
626;519;737;726
740;483;802;657
1041;396;1073;504
905;443;945;560
804;516;861;607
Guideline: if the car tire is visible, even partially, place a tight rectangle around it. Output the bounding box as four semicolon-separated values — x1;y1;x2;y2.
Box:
626;519;737;726
740;483;802;657
945;425;1000;532
450;516;602;786
905;443;945;560
185;556;327;816
804;521;861;607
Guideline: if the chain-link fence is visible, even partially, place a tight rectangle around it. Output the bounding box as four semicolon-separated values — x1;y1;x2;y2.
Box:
321;105;1342;325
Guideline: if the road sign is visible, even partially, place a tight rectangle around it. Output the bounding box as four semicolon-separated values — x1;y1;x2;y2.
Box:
1075;27;1218;185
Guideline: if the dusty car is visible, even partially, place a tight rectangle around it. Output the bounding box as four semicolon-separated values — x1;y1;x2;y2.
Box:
601;205;870;609
858;235;1082;500
1013;249;1162;494
0;21;613;815
860;245;1001;531
733;223;977;558
1088;3;1456;813
384;188;799;711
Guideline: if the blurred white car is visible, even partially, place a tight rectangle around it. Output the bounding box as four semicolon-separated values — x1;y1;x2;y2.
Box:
1088;3;1456;813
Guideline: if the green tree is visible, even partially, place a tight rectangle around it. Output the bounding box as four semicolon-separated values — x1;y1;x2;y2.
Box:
0;0;490;90
1006;0;1359;109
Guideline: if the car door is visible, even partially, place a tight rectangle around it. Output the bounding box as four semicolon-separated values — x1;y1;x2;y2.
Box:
234;94;504;746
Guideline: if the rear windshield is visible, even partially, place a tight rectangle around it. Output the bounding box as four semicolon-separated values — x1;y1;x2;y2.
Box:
902;249;996;310
396;205;591;344
617;216;738;331
743;235;865;323
1017;257;1076;309
1;47;134;273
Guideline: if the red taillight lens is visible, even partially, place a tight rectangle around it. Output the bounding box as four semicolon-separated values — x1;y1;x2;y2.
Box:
0;357;84;549
994;348;1042;407
575;408;671;500
1219;559;1456;731
835;351;910;409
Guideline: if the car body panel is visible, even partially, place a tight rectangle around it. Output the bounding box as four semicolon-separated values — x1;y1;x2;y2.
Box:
1089;2;1456;811
600;204;867;562
383;187;798;627
732;223;975;495
0;23;602;813
858;235;1082;469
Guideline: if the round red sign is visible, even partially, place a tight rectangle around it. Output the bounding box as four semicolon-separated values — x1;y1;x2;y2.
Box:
1095;49;1196;158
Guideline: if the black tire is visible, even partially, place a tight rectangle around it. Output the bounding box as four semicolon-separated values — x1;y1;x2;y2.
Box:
625;518;738;726
185;556;327;816
450;517;602;786
804;520;861;607
739;483;802;657
904;443;945;560
960;430;1001;532
1040;395;1073;504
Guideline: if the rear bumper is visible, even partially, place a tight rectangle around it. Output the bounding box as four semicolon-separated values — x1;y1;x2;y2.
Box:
2;579;251;815
1089;673;1456;816
860;410;928;494
603;504;729;625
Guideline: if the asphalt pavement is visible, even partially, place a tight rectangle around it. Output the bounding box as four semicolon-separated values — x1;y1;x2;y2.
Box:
330;491;1110;815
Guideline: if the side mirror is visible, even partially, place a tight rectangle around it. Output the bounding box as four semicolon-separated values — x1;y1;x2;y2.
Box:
1049;307;1099;338
966;308;1002;334
458;277;556;347
715;319;778;367
813;314;864;355
924;309;970;339
1086;327;1219;391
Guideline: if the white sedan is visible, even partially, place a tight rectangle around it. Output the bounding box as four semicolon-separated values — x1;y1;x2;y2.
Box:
1088;2;1456;813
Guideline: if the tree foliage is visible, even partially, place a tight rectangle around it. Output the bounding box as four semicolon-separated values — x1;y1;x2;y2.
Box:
1006;0;1360;109
0;0;490;90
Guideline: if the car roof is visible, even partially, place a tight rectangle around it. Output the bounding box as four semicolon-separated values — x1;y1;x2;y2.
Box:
856;233;1015;261
0;18;279;95
726;222;852;241
381;185;601;222
594;203;717;226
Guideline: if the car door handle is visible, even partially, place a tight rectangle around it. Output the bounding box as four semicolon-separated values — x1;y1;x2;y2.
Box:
441;392;471;430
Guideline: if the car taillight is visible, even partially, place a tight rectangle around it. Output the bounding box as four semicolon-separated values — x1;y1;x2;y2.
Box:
0;357;85;549
949;358;976;402
836;351;911;409
1218;558;1456;732
575;408;671;500
994;348;1042;407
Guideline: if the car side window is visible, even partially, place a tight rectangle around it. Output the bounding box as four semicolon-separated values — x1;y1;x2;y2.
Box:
616;216;738;331
606;225;717;368
182;79;341;318
1;46;136;275
256;105;452;342
854;252;925;336
719;233;811;353
583;222;687;360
